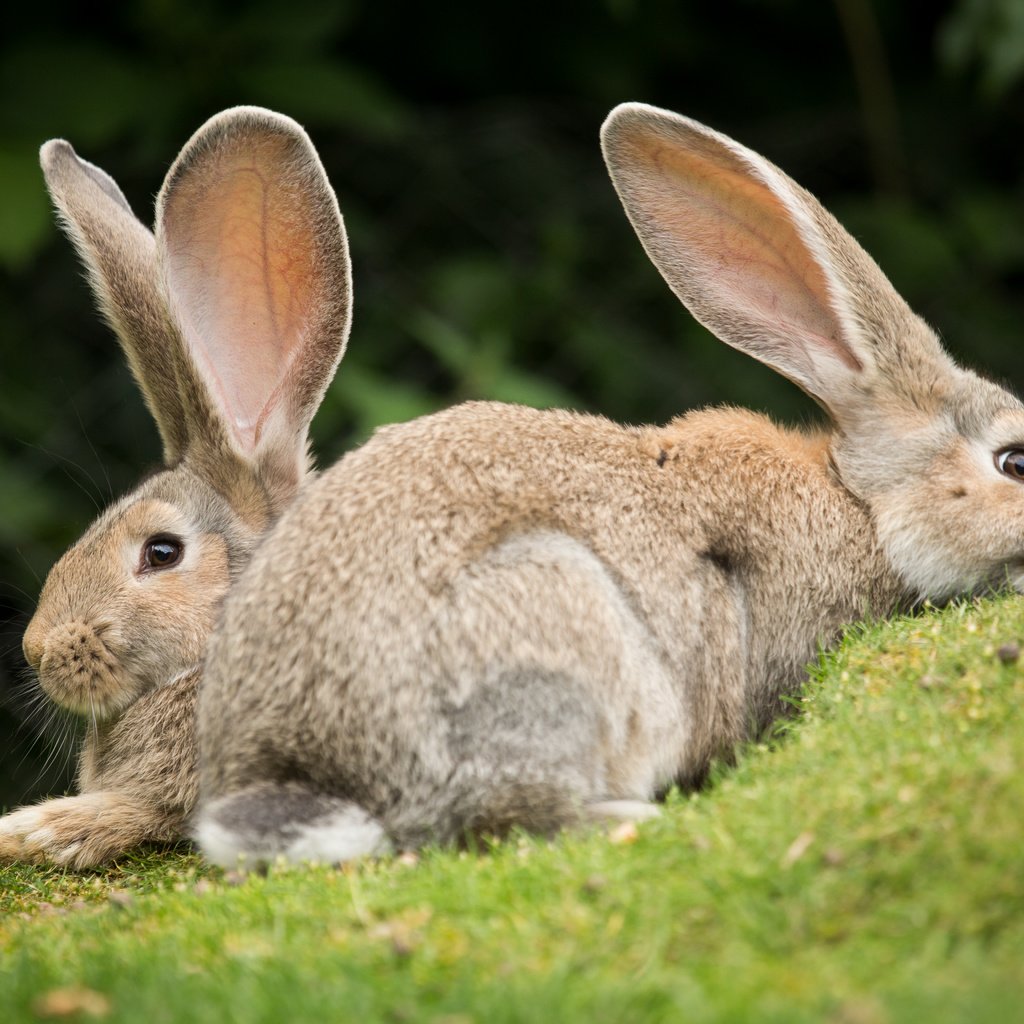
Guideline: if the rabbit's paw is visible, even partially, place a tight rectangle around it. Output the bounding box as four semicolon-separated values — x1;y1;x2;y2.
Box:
0;792;153;869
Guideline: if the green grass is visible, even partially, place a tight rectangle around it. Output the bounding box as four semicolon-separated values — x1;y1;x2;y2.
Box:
2;597;1024;1023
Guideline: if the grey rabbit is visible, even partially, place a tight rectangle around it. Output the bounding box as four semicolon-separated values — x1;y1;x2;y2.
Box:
195;103;1024;866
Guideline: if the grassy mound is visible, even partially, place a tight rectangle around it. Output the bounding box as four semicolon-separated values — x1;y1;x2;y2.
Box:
2;597;1023;1022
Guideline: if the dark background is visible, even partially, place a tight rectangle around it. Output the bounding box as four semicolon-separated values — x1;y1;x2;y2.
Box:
2;0;1023;806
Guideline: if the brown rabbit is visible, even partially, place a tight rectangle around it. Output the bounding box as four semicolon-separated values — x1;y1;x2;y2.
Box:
0;106;352;868
196;103;1024;867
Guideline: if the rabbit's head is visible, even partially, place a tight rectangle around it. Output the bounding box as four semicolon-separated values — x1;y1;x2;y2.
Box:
22;108;351;719
602;103;1024;602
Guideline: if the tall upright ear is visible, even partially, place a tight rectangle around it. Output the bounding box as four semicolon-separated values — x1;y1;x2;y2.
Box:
600;103;943;415
40;140;189;462
156;106;352;508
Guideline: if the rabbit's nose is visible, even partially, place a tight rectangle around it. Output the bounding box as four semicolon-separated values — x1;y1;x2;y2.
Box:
34;620;121;715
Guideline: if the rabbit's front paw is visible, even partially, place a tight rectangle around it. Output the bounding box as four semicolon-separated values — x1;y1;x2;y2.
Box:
0;792;153;869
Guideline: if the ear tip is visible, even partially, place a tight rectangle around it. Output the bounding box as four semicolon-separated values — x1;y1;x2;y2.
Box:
40;139;137;215
601;102;712;154
40;138;77;174
604;101;662;123
601;102;656;141
195;105;310;146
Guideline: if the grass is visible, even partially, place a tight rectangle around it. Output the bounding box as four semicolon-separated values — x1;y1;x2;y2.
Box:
2;596;1023;1023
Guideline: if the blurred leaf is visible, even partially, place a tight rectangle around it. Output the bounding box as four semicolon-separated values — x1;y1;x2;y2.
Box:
409;313;578;409
484;366;580;410
832;197;960;295
410;311;475;375
952;192;1024;272
320;365;437;442
939;0;1024;95
427;259;521;334
0;147;51;270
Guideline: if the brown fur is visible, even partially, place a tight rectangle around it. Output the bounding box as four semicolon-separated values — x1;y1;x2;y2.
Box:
1;108;351;867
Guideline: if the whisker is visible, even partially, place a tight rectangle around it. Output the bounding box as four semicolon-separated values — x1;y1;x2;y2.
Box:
88;694;99;754
0;676;72;801
24;697;80;791
33;723;65;782
0;574;40;600
5;675;42;719
69;395;114;503
36;721;75;789
56;461;102;516
1;645;29;667
10;715;56;788
17;438;104;515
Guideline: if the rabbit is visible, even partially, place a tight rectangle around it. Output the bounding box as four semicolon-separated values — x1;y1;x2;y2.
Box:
194;100;1024;868
0;105;353;869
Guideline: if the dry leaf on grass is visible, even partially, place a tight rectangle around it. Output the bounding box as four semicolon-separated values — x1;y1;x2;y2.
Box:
33;987;111;1019
780;830;815;869
608;821;639;845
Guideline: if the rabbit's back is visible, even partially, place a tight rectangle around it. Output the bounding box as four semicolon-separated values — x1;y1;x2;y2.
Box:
199;401;901;840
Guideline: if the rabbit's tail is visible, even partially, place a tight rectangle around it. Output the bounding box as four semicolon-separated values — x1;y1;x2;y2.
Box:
195;782;391;868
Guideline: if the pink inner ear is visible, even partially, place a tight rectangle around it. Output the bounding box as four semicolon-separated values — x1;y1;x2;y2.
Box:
632;136;861;375
163;142;317;452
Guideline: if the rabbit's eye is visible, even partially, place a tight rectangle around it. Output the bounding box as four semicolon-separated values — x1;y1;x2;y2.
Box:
141;536;184;572
996;449;1024;481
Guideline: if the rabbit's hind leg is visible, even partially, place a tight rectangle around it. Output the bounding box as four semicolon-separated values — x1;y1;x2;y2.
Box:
195;781;391;869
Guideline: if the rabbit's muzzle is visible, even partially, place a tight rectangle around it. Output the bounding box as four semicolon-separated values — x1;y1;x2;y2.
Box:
28;619;125;717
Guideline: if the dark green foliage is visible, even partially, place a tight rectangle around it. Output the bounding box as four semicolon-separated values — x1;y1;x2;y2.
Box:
2;0;1023;803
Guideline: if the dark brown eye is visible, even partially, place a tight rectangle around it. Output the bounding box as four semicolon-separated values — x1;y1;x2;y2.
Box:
997;449;1024;480
141;537;184;572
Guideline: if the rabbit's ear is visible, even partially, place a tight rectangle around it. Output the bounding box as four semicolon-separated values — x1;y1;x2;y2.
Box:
40;141;190;462
601;103;942;415
156;107;352;508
